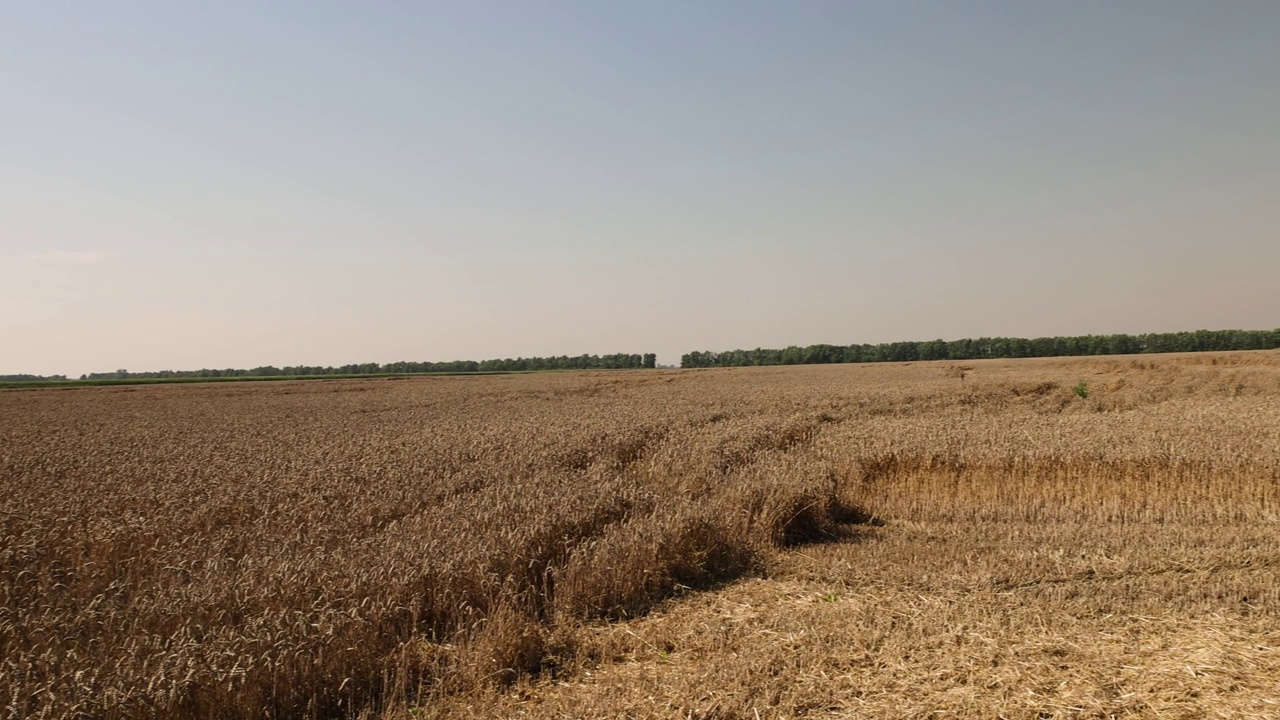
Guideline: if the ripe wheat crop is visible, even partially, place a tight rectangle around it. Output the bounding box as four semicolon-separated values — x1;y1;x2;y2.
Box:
2;351;1278;719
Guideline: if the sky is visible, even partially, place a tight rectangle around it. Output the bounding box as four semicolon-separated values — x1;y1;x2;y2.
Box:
2;1;1278;376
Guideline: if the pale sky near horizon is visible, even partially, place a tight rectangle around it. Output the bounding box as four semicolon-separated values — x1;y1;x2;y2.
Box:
3;2;1277;376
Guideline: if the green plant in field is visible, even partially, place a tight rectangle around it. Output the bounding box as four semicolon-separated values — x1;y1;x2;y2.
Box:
1072;380;1089;399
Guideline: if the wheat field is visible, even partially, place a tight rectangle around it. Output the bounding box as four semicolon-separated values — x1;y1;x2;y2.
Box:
3;351;1279;719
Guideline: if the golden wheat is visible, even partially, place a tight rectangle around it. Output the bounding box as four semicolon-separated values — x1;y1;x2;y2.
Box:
2;351;1278;719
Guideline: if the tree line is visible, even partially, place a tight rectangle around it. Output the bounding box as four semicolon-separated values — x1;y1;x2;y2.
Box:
82;353;658;380
12;328;1279;382
680;329;1280;368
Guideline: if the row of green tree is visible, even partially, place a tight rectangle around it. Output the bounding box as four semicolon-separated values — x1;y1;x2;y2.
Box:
82;353;658;380
0;374;68;382
680;329;1280;368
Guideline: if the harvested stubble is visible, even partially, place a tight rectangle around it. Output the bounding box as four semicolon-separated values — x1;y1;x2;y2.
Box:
2;351;1279;719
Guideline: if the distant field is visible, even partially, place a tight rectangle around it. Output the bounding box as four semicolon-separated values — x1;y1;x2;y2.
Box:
0;371;517;389
2;352;1278;719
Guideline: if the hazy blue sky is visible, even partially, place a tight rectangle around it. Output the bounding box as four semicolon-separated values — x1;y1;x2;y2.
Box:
3;1;1277;375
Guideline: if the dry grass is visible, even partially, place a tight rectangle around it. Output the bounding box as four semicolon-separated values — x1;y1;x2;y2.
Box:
2;351;1279;718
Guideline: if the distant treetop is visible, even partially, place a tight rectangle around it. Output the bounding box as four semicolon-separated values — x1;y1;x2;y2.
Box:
680;328;1280;368
82;353;656;381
